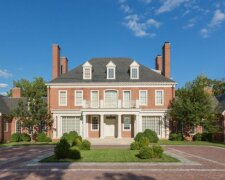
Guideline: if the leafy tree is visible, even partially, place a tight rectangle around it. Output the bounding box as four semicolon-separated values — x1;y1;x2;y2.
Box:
168;75;220;136
11;77;52;140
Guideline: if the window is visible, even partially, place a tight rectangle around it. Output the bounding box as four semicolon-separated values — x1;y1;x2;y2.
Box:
91;116;99;130
59;90;67;106
105;90;118;108
62;116;80;135
155;90;164;106
75;90;83;106
40;121;46;132
123;91;131;108
139;90;147;106
142;116;161;135
107;68;115;79
82;61;92;80
91;91;99;108
130;61;139;79
16;120;21;133
123;116;131;130
4;120;8;132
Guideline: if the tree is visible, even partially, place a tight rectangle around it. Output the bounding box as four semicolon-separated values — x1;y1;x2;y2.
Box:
168;75;219;136
11;77;52;140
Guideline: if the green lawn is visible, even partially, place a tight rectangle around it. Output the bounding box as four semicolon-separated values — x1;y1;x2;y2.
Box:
40;149;179;163
0;141;56;147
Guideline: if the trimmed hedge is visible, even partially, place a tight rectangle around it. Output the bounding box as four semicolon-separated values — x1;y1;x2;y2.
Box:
130;141;140;150
79;140;91;150
143;129;159;143
72;137;82;146
138;147;154;159
139;137;150;147
152;145;163;158
61;131;79;145
68;146;81;159
169;132;183;141
54;139;70;159
134;132;145;142
37;132;51;142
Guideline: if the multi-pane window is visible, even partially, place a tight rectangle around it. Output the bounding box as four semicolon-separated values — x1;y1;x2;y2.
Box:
123;91;131;108
142;116;161;135
131;68;138;79
62;116;80;135
155;90;164;105
16;120;21;133
84;68;91;79
4;120;8;132
105;90;118;108
139;90;147;105
91;116;99;130
123;116;131;130
59;90;67;106
75;90;83;106
91;91;99;108
107;68;115;79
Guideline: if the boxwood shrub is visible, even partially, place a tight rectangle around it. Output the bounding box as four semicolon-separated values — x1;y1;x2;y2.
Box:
130;141;140;150
61;131;79;145
79;140;91;150
143;129;159;143
169;132;183;141
54;139;70;159
11;133;22;142
37;132;51;142
68;146;81;159
139;137;150;148
152;145;164;158
138;146;154;159
134;132;145;142
21;133;31;142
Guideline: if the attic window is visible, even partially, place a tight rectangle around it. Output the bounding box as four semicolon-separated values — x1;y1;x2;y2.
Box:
130;61;140;79
106;61;116;80
82;61;92;80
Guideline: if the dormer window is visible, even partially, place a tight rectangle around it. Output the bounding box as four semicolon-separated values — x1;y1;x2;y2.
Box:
130;61;140;79
106;61;116;80
82;61;92;80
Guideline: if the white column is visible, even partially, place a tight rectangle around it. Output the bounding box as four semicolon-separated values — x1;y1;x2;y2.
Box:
53;115;57;139
100;114;104;139
117;115;122;138
134;115;138;136
83;114;87;138
138;115;142;133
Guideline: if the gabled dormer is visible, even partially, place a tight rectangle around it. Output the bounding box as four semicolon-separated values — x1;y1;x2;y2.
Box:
106;61;116;80
130;61;140;79
82;61;92;80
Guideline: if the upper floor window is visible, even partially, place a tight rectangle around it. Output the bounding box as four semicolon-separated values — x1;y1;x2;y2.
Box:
106;61;116;80
130;61;139;79
59;90;67;106
91;91;99;108
155;90;164;106
75;90;83;106
139;90;147;106
82;61;92;80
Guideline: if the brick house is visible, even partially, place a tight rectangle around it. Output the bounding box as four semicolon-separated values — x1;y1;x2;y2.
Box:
46;42;176;140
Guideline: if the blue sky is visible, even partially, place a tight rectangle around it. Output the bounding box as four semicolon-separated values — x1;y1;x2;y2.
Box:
0;0;225;95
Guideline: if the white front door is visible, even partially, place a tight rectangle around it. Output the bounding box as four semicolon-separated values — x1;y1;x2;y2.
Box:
104;118;116;137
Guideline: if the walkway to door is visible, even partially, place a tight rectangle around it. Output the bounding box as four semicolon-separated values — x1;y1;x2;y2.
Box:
87;137;134;145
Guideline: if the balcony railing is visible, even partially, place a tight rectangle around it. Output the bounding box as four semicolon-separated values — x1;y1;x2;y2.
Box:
82;100;139;109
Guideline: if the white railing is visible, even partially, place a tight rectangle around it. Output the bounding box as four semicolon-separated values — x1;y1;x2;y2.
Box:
82;100;139;109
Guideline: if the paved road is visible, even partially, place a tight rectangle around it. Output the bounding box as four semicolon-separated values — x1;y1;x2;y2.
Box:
0;145;225;180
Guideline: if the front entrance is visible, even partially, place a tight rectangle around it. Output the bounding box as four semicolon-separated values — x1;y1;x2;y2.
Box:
104;117;116;137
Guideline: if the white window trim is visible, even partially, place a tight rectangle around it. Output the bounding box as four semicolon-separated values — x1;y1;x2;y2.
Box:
107;67;116;79
139;90;148;106
155;90;164;106
58;90;67;106
130;67;139;79
91;90;99;108
74;90;83;106
123;115;131;131
4;120;8;132
91;115;99;131
83;67;92;80
123;90;131;107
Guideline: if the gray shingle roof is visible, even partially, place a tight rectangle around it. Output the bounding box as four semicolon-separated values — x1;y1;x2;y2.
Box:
49;58;175;83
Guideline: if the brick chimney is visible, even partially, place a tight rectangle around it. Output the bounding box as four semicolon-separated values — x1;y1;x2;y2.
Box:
155;55;162;73
162;42;171;78
12;87;21;98
60;57;68;75
52;44;60;80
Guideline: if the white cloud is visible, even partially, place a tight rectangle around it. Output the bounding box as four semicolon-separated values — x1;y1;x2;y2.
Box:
123;14;160;37
0;69;12;78
0;83;8;88
0;92;7;96
200;9;225;38
156;0;188;14
119;0;132;14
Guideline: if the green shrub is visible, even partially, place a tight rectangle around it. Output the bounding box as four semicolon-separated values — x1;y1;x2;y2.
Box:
134;132;145;142
68;146;81;159
202;132;212;142
152;145;164;158
11;133;22;142
143;129;159;143
54;139;70;159
79;140;91;150
72;137;82;146
169;132;183;141
130;141;140;150
61;131;79;145
21;133;31;142
139;137;150;148
37;132;51;142
193;133;202;141
77;136;82;142
138;146;154;159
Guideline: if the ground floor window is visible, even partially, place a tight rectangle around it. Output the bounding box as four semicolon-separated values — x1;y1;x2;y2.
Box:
4;120;8;132
62;116;80;135
16;120;21;133
123;116;131;130
142;116;161;135
91;116;99;131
